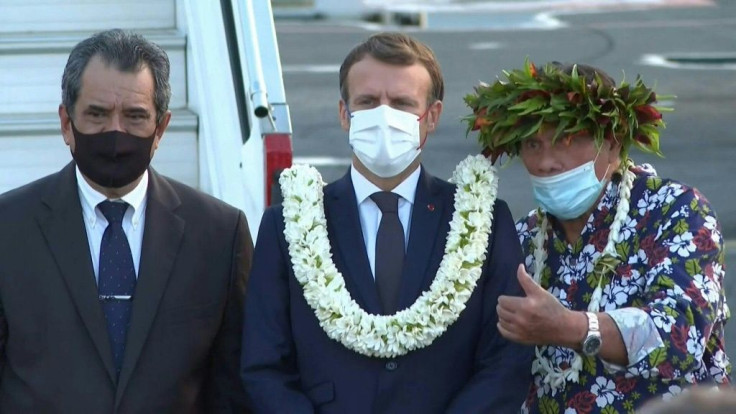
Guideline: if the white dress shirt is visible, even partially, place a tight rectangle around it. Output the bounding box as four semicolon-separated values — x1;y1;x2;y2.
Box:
76;167;148;280
351;165;420;279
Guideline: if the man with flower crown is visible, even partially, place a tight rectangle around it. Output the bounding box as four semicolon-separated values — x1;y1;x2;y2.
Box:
464;61;731;413
241;32;534;413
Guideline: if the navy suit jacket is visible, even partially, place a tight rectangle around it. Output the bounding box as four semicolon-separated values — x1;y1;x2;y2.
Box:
242;167;533;413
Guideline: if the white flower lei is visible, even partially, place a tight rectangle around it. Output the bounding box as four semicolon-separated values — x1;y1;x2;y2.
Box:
279;155;497;358
530;159;635;393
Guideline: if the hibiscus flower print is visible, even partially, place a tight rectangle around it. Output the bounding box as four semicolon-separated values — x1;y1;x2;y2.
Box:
591;377;620;407
686;325;705;358
667;232;696;257
603;283;630;309
578;245;597;274
693;274;720;304
704;215;717;231
618;216;638;241
516;221;531;244
637;191;656;215
558;255;580;284
650;308;676;331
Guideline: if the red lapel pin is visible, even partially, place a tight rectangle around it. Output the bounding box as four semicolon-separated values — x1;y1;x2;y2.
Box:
427;203;435;212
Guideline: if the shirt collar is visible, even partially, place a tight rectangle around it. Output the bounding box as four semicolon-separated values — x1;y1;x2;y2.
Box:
76;167;149;229
350;164;421;206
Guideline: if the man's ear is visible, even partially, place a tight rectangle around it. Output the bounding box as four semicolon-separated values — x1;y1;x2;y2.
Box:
426;100;443;133
339;99;350;132
152;110;172;151
59;105;74;147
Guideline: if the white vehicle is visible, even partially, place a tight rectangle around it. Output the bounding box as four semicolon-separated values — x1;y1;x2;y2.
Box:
0;0;293;239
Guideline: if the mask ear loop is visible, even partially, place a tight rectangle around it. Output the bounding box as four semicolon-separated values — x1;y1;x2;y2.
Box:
593;143;612;183
417;105;432;150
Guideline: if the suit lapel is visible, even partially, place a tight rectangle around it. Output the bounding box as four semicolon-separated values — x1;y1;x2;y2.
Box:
116;169;184;402
325;173;382;315
38;162;117;384
398;170;447;310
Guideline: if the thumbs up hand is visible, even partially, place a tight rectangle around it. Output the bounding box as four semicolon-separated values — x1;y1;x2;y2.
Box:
496;264;582;347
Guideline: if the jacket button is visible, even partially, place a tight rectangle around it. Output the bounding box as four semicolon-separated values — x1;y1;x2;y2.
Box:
385;361;398;371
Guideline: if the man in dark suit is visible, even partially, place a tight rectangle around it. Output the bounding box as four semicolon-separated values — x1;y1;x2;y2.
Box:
241;32;533;413
0;29;251;412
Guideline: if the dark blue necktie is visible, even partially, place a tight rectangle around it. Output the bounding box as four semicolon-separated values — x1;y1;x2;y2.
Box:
371;191;405;314
97;200;137;376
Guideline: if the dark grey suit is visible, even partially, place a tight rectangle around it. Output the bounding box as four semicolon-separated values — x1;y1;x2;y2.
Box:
0;162;251;413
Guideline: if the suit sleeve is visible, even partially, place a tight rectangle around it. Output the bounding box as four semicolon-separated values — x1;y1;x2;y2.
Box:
446;200;534;413
240;207;314;413
206;210;253;412
0;302;6;381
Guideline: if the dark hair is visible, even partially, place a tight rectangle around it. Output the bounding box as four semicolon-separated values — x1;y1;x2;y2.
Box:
549;61;616;89
61;29;171;124
338;32;444;104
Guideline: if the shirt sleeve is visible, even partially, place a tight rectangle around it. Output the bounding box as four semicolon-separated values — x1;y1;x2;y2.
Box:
601;180;730;381
602;308;664;372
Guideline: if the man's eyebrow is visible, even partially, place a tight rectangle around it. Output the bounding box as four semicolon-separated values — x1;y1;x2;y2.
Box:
85;104;110;113
123;106;151;114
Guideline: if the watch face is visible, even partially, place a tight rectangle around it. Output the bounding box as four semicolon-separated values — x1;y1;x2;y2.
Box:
583;335;602;355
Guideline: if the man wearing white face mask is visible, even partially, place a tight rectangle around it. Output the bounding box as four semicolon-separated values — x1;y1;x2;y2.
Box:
465;61;731;413
242;32;534;413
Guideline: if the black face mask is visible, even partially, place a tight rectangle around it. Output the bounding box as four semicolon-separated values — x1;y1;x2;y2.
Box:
70;122;156;188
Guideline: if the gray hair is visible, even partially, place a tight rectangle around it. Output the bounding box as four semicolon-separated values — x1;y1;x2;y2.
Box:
61;29;171;124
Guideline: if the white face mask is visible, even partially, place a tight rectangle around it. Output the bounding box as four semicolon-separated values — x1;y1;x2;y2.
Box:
348;105;425;178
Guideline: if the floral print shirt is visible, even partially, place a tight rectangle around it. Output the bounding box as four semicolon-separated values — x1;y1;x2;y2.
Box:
517;164;731;414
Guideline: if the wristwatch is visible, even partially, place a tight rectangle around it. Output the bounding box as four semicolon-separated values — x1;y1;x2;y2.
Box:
581;312;602;356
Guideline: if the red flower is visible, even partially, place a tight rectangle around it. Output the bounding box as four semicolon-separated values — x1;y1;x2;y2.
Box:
692;228;716;252
635;105;662;124
619;264;633;279
636;212;651;230
671;325;690;353
472;107;491;131
567;281;579;299
686;284;708;308
481;146;504;165
641;234;667;266
634;134;652;145
593;207;610;228
657;361;676;379
519;90;549;101
567;391;596;414
615;377;637;393
590;228;610;253
529;62;538;78
704;263;715;281
566;92;582;104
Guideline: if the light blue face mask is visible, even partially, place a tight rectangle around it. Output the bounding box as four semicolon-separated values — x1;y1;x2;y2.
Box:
529;160;608;220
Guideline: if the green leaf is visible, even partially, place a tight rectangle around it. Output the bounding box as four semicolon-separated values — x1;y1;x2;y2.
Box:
673;219;689;234
539;396;560;414
657;275;676;289
616;242;630;259
648;347;667;367
583;355;597;375
646;177;663;191
554;238;567;254
685;259;702;276
572;237;583;255
602;406;618;414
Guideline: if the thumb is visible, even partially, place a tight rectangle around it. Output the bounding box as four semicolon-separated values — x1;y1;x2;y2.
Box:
516;263;540;296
